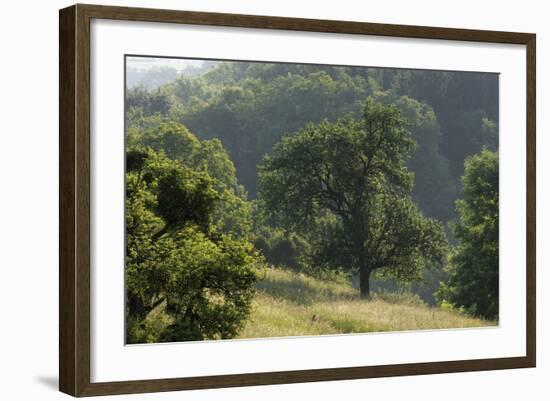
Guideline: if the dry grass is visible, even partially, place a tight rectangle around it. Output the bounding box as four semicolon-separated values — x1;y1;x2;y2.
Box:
238;268;494;339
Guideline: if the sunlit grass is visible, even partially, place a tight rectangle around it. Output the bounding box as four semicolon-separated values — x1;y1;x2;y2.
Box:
238;268;494;339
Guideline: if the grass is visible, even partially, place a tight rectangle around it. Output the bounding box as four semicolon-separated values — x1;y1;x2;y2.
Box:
237;268;494;339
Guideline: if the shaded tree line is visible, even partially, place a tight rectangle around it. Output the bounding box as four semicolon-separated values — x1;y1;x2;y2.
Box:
127;62;498;224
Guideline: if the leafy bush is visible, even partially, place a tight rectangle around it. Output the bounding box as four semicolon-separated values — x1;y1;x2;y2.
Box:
253;229;310;271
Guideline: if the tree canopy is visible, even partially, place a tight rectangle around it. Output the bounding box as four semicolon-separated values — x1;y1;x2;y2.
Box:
258;99;447;297
437;149;499;319
125;125;262;343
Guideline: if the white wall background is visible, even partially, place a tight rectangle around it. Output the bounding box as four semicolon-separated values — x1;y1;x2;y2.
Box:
0;0;546;400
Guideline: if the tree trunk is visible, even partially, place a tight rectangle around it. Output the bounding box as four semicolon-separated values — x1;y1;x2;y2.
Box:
359;267;372;299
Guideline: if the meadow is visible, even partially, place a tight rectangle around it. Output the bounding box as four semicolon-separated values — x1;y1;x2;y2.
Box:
239;268;493;339
138;267;493;343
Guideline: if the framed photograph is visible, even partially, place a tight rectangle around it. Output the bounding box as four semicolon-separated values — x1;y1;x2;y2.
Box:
59;4;536;397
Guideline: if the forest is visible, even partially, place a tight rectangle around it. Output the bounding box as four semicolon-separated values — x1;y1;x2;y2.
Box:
125;59;499;343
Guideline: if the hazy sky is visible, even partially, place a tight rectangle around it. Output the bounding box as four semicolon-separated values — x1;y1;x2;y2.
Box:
126;56;208;72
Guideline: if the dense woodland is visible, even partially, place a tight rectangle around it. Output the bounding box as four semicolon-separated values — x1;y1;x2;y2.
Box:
125;60;499;343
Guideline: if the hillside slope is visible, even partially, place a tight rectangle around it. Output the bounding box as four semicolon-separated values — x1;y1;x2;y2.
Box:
238;268;494;339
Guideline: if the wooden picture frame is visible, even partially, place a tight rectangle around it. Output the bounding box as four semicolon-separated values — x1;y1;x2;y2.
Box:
59;3;536;397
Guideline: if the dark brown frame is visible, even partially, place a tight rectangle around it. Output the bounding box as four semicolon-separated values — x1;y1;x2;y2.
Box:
59;3;536;397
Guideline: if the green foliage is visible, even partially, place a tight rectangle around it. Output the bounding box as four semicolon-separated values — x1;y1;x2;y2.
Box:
129;122;239;187
129;62;498;225
176;64;374;196
370;263;448;306
436;149;499;319
253;228;311;272
372;91;456;221
127;86;174;115
125;60;500;336
159;227;261;341
383;70;499;179
128;122;252;238
258;99;447;298
125;129;261;343
152;155;218;234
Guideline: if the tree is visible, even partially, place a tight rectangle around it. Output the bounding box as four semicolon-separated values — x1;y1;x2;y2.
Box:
437;149;499;319
125;144;261;343
258;99;446;298
129;122;252;238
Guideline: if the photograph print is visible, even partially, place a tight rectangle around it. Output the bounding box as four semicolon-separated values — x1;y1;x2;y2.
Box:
124;56;499;344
